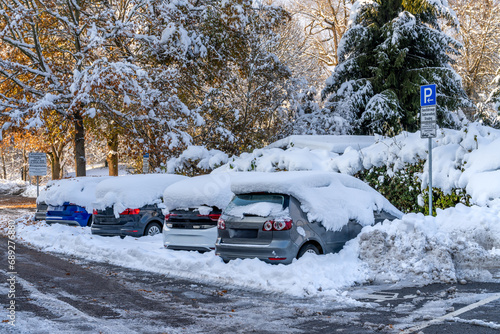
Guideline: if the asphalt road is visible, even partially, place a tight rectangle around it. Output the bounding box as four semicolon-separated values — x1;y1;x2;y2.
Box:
0;237;499;334
0;195;499;333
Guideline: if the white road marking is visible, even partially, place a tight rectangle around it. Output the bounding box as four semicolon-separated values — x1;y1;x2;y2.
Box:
401;293;500;333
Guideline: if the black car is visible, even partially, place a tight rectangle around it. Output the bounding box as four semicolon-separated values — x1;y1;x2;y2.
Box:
92;204;164;237
90;174;187;238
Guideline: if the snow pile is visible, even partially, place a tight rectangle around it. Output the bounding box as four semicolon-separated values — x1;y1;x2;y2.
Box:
163;173;233;212
37;176;110;209
217;123;500;206
0;179;29;196
359;204;500;284
227;171;402;230
94;174;187;217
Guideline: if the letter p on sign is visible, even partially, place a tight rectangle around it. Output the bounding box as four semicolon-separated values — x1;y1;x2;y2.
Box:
420;84;436;106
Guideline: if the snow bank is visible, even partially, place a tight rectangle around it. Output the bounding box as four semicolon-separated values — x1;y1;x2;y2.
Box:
163;173;233;211
94;174;187;217
227;171;402;230
0;179;30;196
359;204;500;283
37;176;110;209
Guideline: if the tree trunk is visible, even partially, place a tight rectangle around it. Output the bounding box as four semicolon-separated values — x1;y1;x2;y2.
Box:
107;132;119;176
74;111;86;176
1;151;6;179
50;147;62;180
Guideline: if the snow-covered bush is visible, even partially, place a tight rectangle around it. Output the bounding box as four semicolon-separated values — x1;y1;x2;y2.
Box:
166;146;229;176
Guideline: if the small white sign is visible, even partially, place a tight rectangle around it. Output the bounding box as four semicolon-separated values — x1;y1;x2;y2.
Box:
420;105;437;138
143;153;149;174
29;152;47;176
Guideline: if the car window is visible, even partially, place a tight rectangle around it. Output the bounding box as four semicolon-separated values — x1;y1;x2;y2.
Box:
225;194;289;218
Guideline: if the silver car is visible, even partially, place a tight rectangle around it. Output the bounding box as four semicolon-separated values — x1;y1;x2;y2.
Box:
215;172;401;264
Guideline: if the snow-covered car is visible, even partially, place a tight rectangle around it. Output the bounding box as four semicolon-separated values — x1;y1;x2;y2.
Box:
215;171;402;264
162;173;233;252
34;202;47;221
37;176;109;227
91;174;187;238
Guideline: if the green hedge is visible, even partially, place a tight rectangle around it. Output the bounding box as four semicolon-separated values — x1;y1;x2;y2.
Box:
356;160;471;215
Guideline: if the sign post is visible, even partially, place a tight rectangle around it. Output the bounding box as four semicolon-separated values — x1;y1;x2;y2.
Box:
420;84;437;216
143;153;149;174
28;152;47;197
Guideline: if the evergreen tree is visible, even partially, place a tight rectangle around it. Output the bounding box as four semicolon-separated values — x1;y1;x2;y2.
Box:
321;0;472;135
488;68;500;113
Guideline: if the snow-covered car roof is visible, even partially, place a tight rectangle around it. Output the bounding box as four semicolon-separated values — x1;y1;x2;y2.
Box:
266;135;375;153
93;174;187;215
163;173;233;212
228;171;402;231
37;176;110;209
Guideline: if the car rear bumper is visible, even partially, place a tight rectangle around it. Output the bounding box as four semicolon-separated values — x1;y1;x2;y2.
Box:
91;223;143;237
163;226;216;252
215;238;298;264
34;213;47;221
45;219;82;227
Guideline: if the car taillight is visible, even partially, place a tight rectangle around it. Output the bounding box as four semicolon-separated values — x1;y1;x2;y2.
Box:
208;213;221;221
93;209;98;215
164;214;177;222
262;220;292;231
120;208;140;215
263;221;273;231
217;218;226;230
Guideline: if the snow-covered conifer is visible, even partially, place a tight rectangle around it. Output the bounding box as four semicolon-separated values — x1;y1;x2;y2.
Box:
321;0;473;135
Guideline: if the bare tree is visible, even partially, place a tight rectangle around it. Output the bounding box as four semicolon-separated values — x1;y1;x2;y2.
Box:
448;0;500;108
289;0;355;67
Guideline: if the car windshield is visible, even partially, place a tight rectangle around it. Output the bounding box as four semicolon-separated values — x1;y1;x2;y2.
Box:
225;194;288;218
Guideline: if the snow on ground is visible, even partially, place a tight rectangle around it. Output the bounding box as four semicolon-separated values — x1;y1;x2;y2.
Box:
6;201;500;299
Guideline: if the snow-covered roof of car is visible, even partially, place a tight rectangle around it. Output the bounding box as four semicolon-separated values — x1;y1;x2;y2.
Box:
266;135;375;153
163;173;233;212
37;176;110;209
93;174;187;215
227;171;402;231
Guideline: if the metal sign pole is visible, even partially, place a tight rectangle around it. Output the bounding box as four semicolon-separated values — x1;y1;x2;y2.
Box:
420;84;437;217
36;175;39;197
428;138;432;216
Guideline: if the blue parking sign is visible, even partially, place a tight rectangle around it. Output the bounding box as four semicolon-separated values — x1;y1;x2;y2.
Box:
420;84;436;106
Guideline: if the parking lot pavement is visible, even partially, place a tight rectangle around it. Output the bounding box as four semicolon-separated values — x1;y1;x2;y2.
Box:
1;237;499;333
350;283;500;333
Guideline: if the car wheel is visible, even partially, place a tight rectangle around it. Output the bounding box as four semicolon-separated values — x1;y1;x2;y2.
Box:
86;217;92;227
144;222;162;236
297;243;320;259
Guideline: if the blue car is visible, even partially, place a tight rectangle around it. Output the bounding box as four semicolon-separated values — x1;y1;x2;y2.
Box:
46;202;93;227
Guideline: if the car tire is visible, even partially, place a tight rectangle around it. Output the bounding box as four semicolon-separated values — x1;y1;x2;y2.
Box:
86;217;92;227
144;222;162;236
297;243;320;259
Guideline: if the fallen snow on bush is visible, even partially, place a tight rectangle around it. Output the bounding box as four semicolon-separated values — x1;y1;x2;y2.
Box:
217;123;500;206
11;202;500;298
